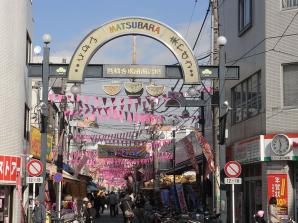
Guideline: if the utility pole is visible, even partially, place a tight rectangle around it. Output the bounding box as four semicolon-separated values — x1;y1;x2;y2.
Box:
56;95;66;219
210;0;221;215
200;91;206;211
39;34;51;209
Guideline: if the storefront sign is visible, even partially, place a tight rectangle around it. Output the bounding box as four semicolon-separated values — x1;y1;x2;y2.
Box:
103;64;165;78
98;145;148;159
68;17;200;84
267;174;288;219
0;155;21;183
30;126;53;161
232;136;262;164
232;134;298;163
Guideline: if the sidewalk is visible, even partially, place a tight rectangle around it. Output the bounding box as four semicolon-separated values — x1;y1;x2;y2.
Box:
94;208;123;223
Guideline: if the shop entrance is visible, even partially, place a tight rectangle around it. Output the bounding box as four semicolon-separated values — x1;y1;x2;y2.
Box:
243;178;262;223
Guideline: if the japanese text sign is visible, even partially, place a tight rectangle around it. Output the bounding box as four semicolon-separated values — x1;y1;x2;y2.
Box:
0;155;21;183
267;174;288;218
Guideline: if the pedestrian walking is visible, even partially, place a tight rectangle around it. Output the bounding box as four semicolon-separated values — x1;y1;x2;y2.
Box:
33;199;46;223
98;191;106;214
84;202;97;223
268;197;281;223
133;193;145;223
108;191;118;217
120;194;135;223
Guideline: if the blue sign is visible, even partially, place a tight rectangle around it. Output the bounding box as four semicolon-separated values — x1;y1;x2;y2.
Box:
53;173;63;183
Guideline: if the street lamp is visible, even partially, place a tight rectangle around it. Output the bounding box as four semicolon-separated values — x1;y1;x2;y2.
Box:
39;34;51;211
217;35;227;222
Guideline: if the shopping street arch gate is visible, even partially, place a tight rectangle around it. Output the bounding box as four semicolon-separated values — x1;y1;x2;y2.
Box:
67;17;200;84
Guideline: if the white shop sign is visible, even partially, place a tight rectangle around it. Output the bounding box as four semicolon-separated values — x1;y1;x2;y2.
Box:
232;135;263;164
232;134;298;164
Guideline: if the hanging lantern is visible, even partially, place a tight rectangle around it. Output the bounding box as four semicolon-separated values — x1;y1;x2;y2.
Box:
124;82;143;97
103;83;122;96
146;83;165;97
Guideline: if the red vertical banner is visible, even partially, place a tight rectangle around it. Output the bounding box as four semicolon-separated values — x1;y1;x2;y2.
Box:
3;156;11;181
0;155;4;181
267;174;288;218
10;156;17;181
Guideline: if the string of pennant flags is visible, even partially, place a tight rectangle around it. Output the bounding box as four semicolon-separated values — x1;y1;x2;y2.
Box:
48;93;201;124
48;93;168;108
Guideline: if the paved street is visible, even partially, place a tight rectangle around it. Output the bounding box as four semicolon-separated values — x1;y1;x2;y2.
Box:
94;209;124;223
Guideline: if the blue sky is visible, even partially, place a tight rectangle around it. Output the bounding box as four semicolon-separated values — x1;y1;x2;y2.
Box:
32;0;212;133
33;0;211;64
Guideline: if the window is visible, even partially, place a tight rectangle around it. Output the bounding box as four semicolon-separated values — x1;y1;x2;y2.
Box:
24;104;30;140
283;64;298;107
282;0;298;9
238;0;252;35
26;32;32;64
232;71;261;124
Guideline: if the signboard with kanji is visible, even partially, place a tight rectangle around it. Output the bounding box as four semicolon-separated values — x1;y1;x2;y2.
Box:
0;155;21;183
267;174;288;219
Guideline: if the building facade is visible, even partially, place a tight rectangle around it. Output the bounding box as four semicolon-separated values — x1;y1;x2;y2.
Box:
219;0;298;222
0;0;33;222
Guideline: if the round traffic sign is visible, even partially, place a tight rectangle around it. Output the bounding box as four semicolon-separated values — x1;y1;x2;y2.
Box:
53;173;63;183
26;159;43;177
224;161;241;178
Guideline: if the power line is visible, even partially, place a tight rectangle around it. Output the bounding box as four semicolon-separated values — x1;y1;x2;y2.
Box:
226;33;298;65
185;0;198;39
272;11;298;50
192;2;211;51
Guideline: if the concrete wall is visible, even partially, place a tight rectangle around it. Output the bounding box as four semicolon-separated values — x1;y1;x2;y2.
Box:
219;0;266;144
264;1;298;133
0;1;32;222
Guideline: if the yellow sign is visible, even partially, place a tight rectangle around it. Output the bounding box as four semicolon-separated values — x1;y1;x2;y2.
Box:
68;17;199;84
30;126;53;161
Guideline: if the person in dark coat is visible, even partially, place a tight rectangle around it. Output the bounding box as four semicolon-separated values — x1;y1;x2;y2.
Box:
33;199;46;223
108;191;118;217
134;193;145;223
84;202;97;223
120;194;134;223
94;192;101;217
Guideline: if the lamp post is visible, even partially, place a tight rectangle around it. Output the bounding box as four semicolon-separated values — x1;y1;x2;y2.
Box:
217;35;227;222
39;34;51;207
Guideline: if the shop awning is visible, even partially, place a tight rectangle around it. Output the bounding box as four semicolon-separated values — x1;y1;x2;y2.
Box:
160;130;215;175
63;170;79;181
46;163;79;181
87;181;99;192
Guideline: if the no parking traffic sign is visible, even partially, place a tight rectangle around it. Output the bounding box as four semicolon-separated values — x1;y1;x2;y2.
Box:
26;159;43;177
224;161;241;178
53;173;63;183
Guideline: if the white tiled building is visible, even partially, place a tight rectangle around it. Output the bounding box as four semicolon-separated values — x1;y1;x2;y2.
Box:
0;0;33;222
219;0;298;222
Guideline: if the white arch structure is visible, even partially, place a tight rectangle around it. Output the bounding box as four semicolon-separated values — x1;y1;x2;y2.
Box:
67;17;200;84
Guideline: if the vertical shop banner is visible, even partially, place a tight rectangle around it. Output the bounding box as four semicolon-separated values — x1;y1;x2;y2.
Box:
160;189;170;207
267;174;288;218
30;126;53;161
75;155;89;176
0;155;21;183
175;184;188;213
